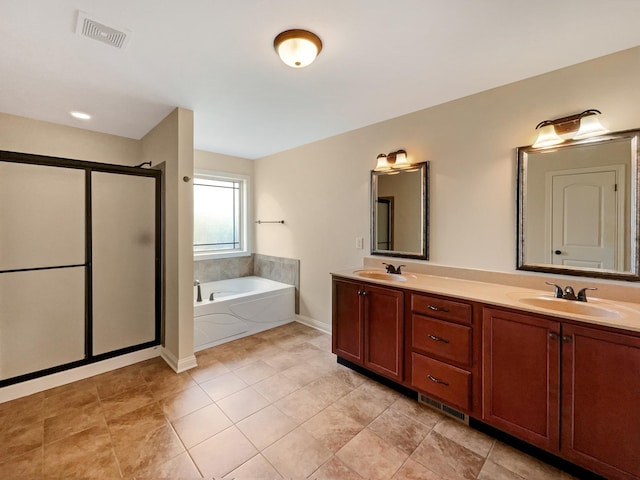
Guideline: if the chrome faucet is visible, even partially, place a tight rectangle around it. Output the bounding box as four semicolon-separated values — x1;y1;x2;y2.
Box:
194;280;202;302
382;263;406;274
545;282;597;302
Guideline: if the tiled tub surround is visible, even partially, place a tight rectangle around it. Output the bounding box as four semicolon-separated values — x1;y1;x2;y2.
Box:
0;322;575;479
194;254;300;313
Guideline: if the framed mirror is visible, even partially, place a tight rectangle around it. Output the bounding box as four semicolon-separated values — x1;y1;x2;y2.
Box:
517;129;640;281
371;162;429;260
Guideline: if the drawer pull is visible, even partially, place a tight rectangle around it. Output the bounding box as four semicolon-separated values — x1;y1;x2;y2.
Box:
427;374;449;386
427;305;449;313
427;334;450;344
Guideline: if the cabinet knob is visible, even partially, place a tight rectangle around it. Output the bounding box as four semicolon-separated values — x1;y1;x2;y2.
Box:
562;335;572;343
549;332;559;340
428;334;450;344
554;250;562;255
427;374;450;386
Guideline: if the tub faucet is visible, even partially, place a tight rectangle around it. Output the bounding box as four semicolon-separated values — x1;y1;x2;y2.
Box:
383;263;406;274
194;280;202;303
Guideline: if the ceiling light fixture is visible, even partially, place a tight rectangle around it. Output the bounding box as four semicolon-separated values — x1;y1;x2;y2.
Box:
532;109;608;149
374;149;409;171
70;111;91;120
274;29;322;68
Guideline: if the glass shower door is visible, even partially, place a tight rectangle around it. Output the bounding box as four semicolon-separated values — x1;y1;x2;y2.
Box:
0;162;86;380
91;172;157;356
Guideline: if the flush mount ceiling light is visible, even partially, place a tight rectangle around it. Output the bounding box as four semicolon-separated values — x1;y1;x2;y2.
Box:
374;149;409;171
274;29;322;68
532;109;608;149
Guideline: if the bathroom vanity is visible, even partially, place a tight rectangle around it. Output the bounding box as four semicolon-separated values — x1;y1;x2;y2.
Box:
331;269;640;480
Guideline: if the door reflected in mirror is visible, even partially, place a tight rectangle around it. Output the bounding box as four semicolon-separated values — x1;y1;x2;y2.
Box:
371;162;429;260
517;129;640;281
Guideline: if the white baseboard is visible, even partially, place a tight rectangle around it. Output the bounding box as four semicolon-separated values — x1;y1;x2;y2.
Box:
0;346;161;404
295;315;331;334
160;348;198;373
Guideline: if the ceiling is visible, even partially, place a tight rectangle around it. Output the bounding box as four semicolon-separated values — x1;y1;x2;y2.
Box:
1;1;640;160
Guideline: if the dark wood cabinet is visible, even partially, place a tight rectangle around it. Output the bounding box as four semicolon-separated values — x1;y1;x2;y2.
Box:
482;307;561;452
483;307;640;480
409;293;480;414
332;279;364;364
332;278;404;381
362;283;404;380
332;274;640;479
561;323;640;480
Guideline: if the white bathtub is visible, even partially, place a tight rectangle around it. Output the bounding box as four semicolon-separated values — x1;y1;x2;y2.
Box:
193;276;295;351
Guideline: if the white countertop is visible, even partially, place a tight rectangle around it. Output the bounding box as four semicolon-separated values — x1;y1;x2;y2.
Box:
331;268;640;333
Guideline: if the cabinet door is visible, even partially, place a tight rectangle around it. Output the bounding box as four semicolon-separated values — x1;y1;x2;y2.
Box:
332;279;364;364
364;285;404;381
561;324;640;480
92;172;157;355
483;308;561;452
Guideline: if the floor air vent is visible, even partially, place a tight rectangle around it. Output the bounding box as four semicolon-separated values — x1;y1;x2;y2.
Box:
76;11;131;49
418;393;468;424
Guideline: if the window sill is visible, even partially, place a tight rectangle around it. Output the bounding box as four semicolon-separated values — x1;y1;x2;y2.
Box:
194;250;252;261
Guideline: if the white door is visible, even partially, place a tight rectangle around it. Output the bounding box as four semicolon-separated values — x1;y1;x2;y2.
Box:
547;166;624;270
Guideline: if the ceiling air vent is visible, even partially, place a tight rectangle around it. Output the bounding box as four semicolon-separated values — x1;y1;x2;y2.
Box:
76;11;131;49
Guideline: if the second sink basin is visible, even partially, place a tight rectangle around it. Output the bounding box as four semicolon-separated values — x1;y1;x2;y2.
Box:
355;270;407;281
515;295;621;319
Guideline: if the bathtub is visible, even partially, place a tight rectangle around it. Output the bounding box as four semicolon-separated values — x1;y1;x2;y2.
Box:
193;276;295;351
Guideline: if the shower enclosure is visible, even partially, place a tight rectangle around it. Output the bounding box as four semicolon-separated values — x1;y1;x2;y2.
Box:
0;151;161;387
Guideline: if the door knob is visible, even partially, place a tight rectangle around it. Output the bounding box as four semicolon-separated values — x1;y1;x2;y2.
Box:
554;250;562;255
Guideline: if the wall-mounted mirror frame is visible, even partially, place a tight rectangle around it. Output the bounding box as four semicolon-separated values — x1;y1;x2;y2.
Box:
371;162;429;260
517;129;640;281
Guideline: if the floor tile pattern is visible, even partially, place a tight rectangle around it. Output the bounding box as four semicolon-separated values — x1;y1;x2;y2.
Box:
0;322;577;479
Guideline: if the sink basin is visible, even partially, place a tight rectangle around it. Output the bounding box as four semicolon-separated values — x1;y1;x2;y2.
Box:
514;295;621;319
355;270;407;281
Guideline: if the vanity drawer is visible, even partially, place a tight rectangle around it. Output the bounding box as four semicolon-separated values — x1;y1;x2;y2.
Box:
411;294;472;325
411;353;471;411
412;315;472;366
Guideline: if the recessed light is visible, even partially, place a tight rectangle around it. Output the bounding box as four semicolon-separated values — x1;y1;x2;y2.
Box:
70;111;91;120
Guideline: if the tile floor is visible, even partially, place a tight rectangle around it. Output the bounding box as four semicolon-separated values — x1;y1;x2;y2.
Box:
0;322;578;479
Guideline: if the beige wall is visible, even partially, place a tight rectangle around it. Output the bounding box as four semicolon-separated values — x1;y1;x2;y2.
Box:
194;149;254;176
0;112;140;165
142;108;195;370
254;46;640;329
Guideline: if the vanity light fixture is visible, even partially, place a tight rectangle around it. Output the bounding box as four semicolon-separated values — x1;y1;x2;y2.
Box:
374;149;409;171
375;154;390;170
532;109;608;149
274;29;322;68
531;121;564;148
573;110;610;139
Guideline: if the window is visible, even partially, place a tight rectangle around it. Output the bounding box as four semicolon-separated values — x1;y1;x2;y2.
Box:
193;171;250;259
